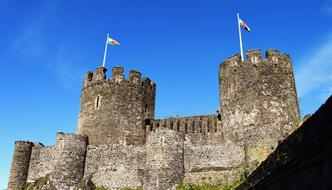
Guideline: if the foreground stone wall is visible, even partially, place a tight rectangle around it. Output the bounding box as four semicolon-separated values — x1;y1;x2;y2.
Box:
84;144;146;189
237;95;332;190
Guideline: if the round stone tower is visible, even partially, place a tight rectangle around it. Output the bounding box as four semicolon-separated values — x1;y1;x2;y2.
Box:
77;66;156;145
8;141;33;190
50;133;88;189
219;49;300;163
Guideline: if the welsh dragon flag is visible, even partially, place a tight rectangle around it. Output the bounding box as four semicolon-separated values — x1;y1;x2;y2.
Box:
239;18;250;32
107;37;120;46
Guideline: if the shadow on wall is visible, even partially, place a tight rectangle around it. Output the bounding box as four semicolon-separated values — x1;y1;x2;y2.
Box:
237;95;332;190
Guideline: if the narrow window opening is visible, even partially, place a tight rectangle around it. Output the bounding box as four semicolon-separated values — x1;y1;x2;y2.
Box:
192;121;195;133
95;96;101;109
207;121;210;133
185;123;188;134
144;104;149;113
217;114;221;121
150;123;153;131
145;119;150;126
177;122;180;131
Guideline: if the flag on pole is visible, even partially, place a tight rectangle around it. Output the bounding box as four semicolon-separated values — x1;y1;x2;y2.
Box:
237;13;251;62
102;34;120;67
107;37;120;46
238;18;250;32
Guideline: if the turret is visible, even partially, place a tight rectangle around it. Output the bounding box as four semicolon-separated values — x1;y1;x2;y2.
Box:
219;49;300;165
77;66;156;145
8;141;33;190
50;133;88;189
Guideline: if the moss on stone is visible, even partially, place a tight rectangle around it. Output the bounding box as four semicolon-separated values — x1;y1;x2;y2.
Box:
21;174;54;190
94;186;108;190
120;187;143;190
75;178;108;190
176;183;224;190
177;172;246;190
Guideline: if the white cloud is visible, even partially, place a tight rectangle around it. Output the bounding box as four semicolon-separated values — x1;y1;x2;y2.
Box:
52;47;85;90
295;34;332;101
6;1;83;91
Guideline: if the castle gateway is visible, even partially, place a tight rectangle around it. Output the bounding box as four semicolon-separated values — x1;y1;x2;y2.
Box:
8;49;300;190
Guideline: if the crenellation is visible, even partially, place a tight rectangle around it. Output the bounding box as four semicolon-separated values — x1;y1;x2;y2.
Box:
224;54;242;66
150;115;219;134
93;67;107;81
128;69;142;85
111;66;124;82
83;71;93;88
246;49;262;64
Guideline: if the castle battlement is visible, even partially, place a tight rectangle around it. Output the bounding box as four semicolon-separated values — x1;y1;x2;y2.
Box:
148;115;223;145
8;48;301;190
149;115;219;133
222;49;291;67
83;66;156;89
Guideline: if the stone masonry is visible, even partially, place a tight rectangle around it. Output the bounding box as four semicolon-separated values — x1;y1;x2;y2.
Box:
237;95;332;190
8;49;301;190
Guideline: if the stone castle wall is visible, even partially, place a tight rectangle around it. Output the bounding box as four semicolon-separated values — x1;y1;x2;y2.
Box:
8;130;246;190
50;133;88;189
77;67;156;145
144;128;185;190
84;144;146;189
27;143;56;182
149;115;223;144
8;49;303;190
183;141;245;185
219;49;300;166
8;133;88;190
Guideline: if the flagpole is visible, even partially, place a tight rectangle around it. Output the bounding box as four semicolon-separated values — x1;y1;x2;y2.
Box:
102;33;109;68
237;13;244;62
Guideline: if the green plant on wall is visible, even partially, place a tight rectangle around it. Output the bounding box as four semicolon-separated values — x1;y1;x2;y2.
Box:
21;174;51;190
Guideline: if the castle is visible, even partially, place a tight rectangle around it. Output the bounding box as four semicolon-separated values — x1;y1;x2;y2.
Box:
8;49;300;190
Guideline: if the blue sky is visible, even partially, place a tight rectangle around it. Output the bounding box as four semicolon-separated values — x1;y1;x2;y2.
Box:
1;0;332;188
